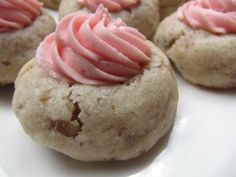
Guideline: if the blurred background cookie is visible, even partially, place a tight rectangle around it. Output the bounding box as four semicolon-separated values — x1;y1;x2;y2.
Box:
0;0;56;85
58;0;160;39
154;0;236;88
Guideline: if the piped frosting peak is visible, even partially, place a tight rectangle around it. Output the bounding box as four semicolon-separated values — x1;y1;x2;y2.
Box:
37;5;151;85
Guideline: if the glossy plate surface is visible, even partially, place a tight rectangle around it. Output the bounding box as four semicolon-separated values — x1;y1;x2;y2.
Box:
0;9;236;177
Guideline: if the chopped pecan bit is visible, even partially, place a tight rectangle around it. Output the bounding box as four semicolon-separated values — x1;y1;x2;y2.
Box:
1;61;10;66
49;102;84;138
50;120;81;138
39;96;51;105
71;102;81;121
71;102;83;128
79;142;84;146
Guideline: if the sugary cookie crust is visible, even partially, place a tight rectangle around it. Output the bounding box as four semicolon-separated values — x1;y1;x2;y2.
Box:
13;44;178;161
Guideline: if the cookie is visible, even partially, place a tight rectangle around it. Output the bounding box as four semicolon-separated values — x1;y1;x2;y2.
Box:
13;6;178;161
58;0;160;39
0;0;56;85
154;0;236;88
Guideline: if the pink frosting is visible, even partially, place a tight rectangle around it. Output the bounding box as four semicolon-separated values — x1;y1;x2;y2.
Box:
37;6;151;85
0;0;42;32
178;0;236;34
78;0;139;12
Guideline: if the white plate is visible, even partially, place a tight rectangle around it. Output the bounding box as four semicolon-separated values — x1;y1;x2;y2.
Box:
0;9;236;177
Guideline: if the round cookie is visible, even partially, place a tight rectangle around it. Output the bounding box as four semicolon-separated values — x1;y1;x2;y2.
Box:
13;43;178;161
0;11;55;85
153;13;236;88
58;0;160;39
39;0;61;9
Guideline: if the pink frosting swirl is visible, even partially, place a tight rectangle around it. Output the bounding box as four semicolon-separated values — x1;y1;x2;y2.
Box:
0;0;42;32
78;0;139;12
178;0;236;34
37;6;151;85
